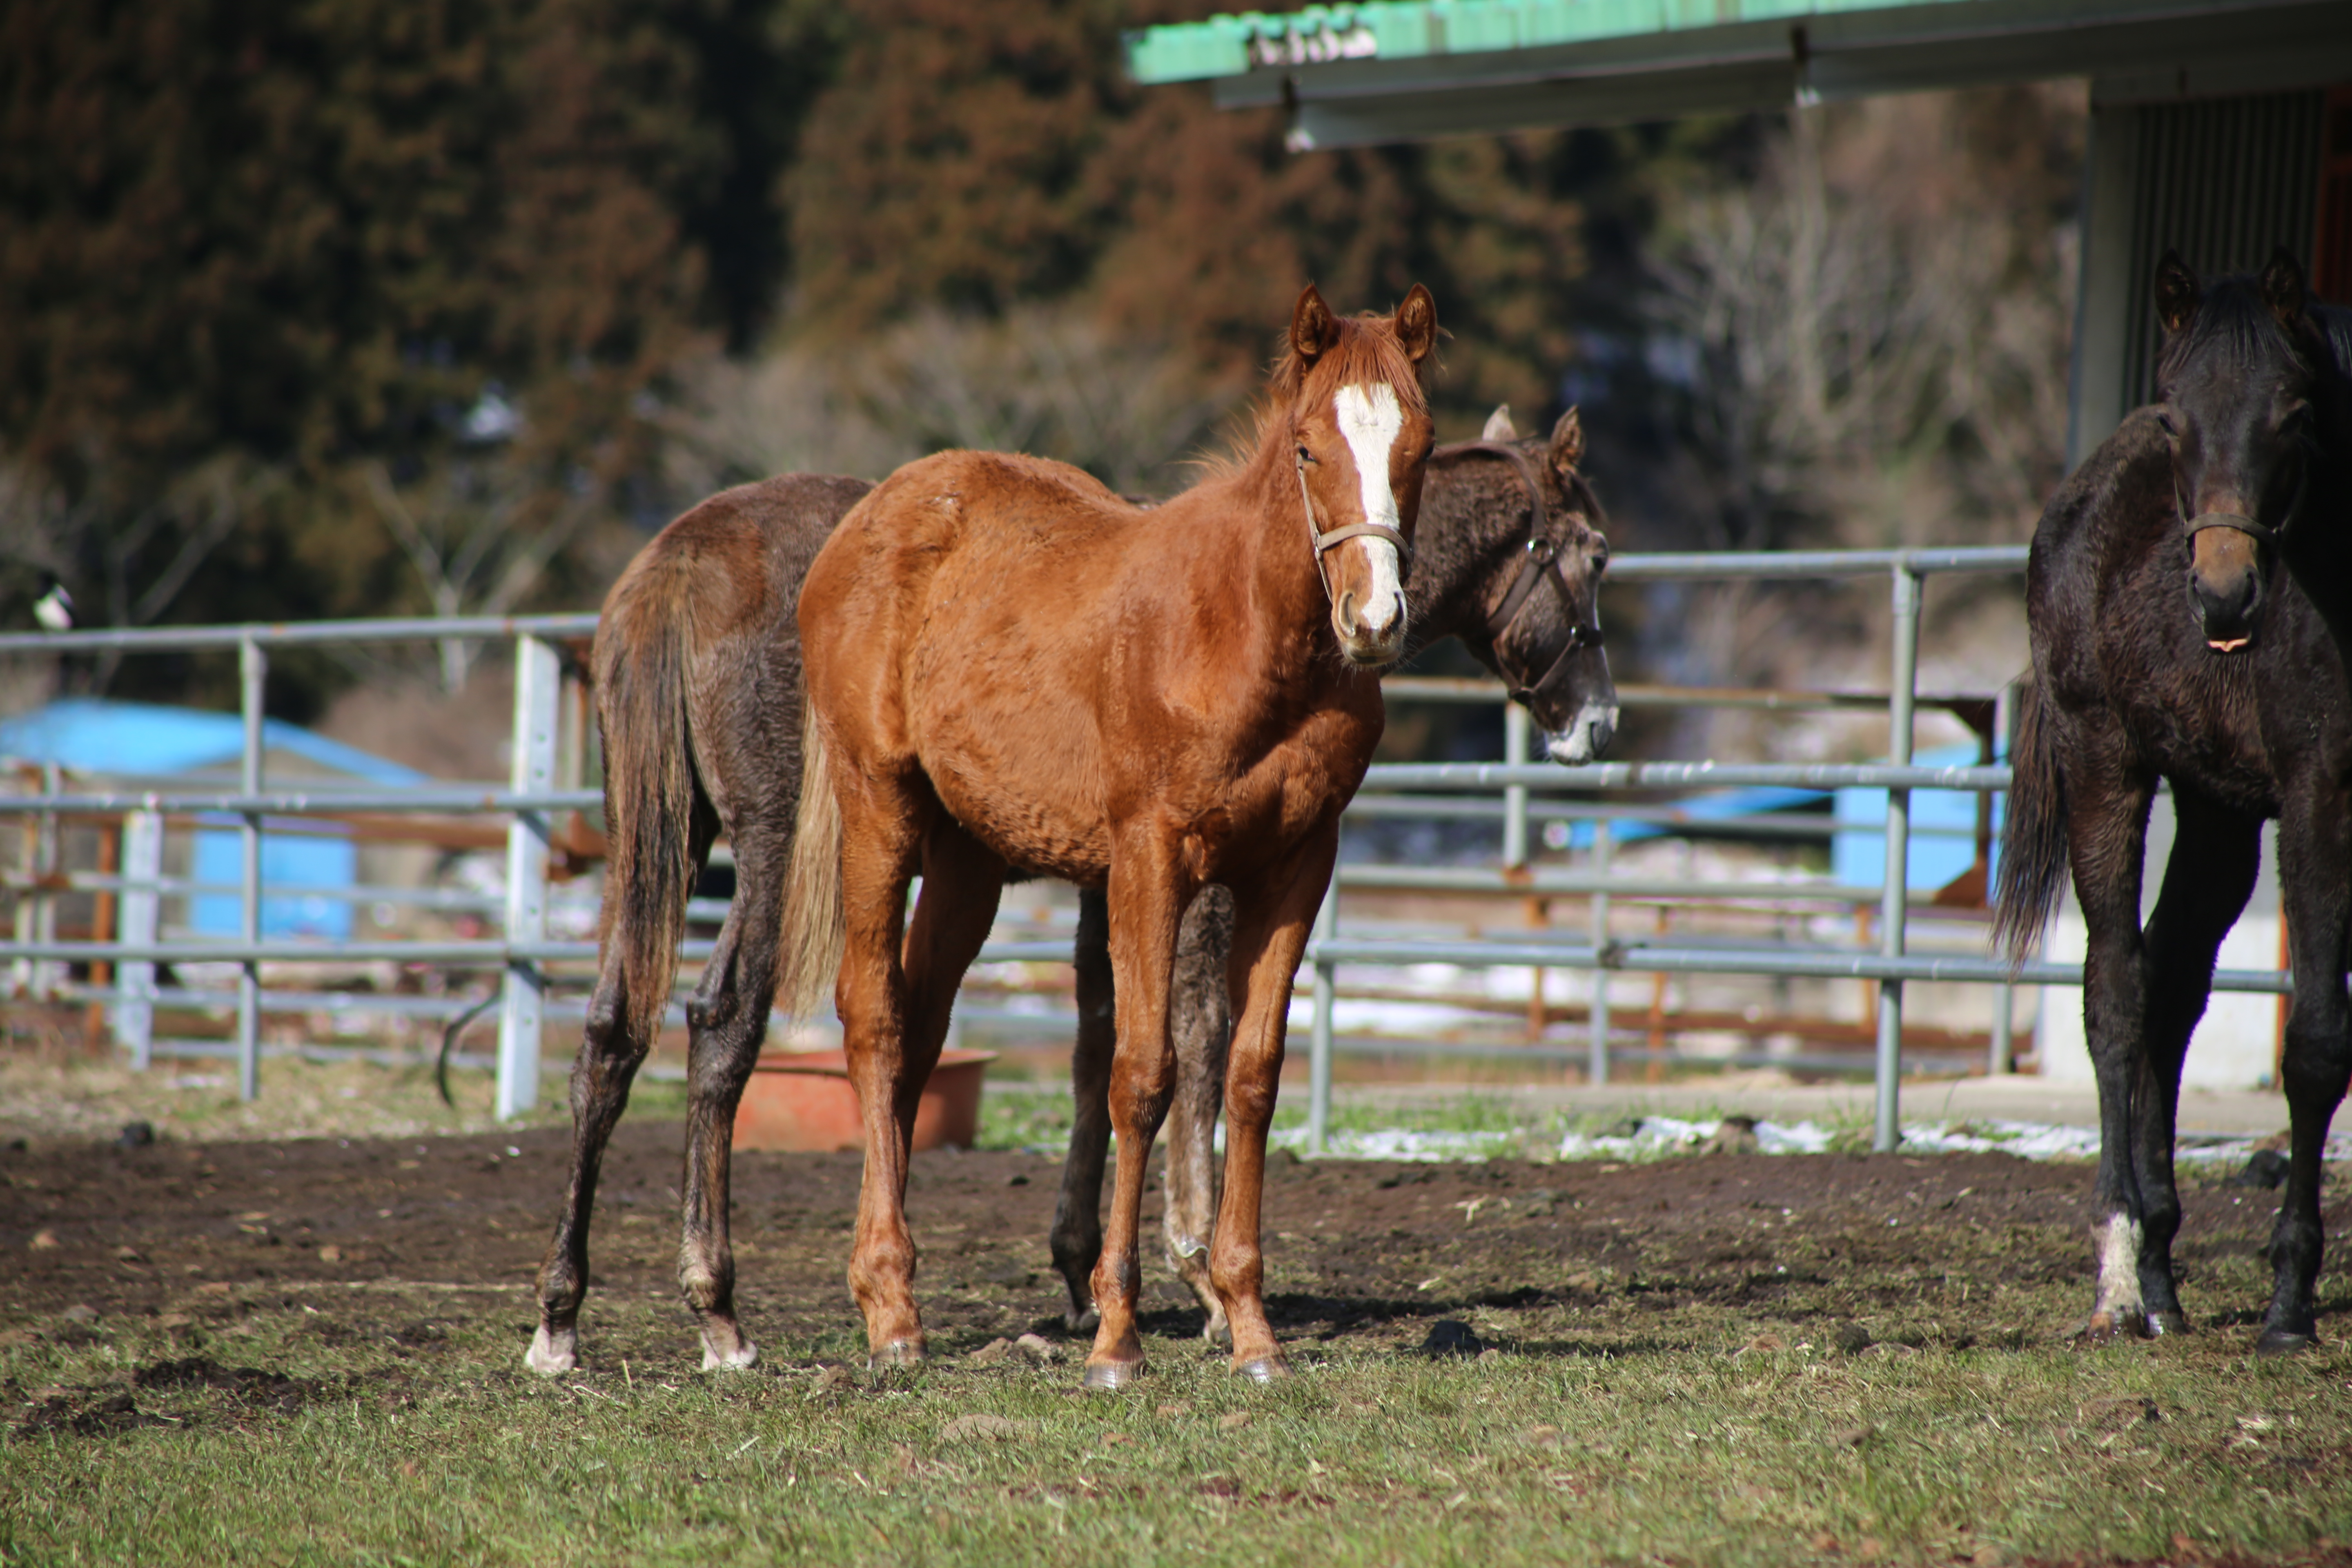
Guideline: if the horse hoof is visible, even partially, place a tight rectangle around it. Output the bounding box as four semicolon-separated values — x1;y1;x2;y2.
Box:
1202;1314;1232;1349
701;1338;759;1372
2255;1328;2318;1358
1067;1307;1100;1334
869;1339;927;1370
2145;1311;2191;1338
1081;1359;1142;1392
525;1326;577;1376
2079;1309;2145;1345
1235;1355;1291;1384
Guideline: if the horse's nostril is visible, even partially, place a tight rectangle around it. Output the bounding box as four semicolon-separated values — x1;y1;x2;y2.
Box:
1337;591;1358;633
1589;713;1616;755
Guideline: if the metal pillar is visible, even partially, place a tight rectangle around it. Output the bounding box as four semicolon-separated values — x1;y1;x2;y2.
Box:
1502;703;1530;866
1873;566;1921;1152
1588;820;1613;1085
497;634;560;1120
1306;879;1338;1155
115;810;163;1069
237;637;265;1102
30;764;60;1000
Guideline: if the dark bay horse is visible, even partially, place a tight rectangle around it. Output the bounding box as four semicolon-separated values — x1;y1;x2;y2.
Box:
1995;251;2352;1354
781;285;1439;1388
1047;403;1616;1336
524;383;1614;1381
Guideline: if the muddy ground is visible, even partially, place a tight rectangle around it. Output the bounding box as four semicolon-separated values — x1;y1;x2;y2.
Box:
4;1122;2341;1370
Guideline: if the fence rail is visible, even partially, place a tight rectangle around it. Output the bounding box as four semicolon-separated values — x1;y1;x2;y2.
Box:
0;541;2187;1154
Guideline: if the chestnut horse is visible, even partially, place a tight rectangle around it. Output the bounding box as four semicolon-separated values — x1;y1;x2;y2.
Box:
1996;252;2352;1354
1047;403;1617;1335
780;285;1438;1387
523;397;1613;1375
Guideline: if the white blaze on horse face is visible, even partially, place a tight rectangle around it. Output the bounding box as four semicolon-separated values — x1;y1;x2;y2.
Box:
1334;382;1407;635
1546;597;1617;764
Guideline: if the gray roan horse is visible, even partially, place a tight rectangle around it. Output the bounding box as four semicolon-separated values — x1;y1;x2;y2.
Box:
1995;251;2352;1354
526;404;1615;1373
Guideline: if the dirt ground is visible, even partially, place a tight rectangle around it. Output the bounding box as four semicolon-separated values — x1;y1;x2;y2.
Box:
5;1120;2342;1372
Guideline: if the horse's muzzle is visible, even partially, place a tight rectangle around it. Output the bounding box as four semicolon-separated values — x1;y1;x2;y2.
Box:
1334;593;1408;666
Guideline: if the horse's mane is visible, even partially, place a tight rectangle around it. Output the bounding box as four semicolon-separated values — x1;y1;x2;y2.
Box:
1195;311;1431;481
2158;272;2330;387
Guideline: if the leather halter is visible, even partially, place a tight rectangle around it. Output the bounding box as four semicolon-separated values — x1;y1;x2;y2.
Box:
1434;439;1605;709
2176;477;2279;550
1296;445;1412;602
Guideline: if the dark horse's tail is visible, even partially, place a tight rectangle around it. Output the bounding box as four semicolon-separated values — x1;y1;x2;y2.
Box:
595;554;705;1050
1991;676;2068;969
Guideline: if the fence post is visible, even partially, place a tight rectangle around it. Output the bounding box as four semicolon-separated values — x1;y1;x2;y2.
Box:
30;764;61;1000
497;634;560;1121
1874;565;1921;1152
115;810;163;1069
1588;818;1613;1085
1502;703;1530;867
237;636;265;1102
1307;877;1338;1156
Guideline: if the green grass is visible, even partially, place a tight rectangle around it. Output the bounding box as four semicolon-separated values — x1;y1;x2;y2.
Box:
4;1287;2348;1566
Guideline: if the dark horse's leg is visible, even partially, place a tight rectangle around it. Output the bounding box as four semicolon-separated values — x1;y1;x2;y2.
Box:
2261;789;2352;1353
2064;750;2162;1342
1049;891;1114;1331
530;796;719;1374
1163;886;1235;1340
675;809;792;1369
2132;787;2263;1335
1051;887;1234;1339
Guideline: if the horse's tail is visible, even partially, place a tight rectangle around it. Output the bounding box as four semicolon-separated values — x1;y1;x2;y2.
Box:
595;561;703;1050
1991;676;2068;970
775;703;846;1023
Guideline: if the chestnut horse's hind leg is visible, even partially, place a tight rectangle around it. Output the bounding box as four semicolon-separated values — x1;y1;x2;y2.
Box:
2262;790;2352;1354
1049;890;1114;1332
676;816;793;1370
1084;846;1192;1390
2066;757;2160;1343
1209;837;1336;1383
2131;788;2261;1337
1164;886;1235;1343
842;809;1003;1368
532;802;720;1375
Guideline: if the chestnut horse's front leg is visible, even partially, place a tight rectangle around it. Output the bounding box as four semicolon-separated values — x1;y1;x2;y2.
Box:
1212;833;1337;1382
1084;844;1190;1390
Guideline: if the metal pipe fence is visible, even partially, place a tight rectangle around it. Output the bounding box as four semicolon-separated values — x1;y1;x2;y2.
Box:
0;544;2263;1152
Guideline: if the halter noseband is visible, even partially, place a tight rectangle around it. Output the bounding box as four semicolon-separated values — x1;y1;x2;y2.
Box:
1296;445;1413;599
2174;441;2310;553
1434;439;1605;708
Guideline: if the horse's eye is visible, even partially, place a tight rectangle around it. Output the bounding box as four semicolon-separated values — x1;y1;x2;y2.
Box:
1590;534;1610;573
1296;445;1315;465
2154;410;2179;439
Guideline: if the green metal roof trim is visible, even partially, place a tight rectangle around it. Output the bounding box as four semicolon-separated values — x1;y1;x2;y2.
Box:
1123;0;2331;87
1126;0;1977;85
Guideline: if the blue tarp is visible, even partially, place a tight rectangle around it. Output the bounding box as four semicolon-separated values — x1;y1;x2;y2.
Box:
0;697;423;786
0;697;426;940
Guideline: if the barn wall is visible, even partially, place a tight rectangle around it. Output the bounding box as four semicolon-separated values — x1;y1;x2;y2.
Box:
2067;83;2334;468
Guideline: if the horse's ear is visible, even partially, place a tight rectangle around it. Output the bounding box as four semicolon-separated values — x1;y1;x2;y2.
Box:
1291;285;1339;365
1481;404;1517;441
1394;283;1438;364
2154;250;2201;334
2261;245;2309;325
1548;406;1586;477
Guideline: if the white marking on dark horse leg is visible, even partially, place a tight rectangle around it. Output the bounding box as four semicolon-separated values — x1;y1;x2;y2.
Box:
526;1323;578;1376
2086;1213;2148;1341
